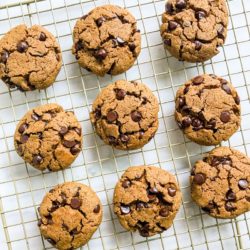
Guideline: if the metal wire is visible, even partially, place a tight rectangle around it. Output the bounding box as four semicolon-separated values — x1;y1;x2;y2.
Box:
0;0;249;249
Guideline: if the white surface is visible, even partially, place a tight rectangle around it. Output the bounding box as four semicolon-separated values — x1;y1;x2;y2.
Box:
0;0;250;249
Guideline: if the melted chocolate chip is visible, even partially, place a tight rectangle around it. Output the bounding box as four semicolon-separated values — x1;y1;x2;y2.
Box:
17;41;28;53
75;41;83;51
159;207;169;217
108;136;117;145
120;134;129;143
168;187;176;197
182;117;192;128
225;202;234;211
70;145;81;155
39;32;46;41
139;228;149;237
176;0;186;9
107;110;118;122
94;49;107;60
192;76;204;85
120;205;130;214
37;219;42;227
63;140;77;148
116;37;126;46
131;111;142;122
195;11;206;20
74;127;82;136
168;20;178;31
206;119;216;129
18;123;28;134
195;41;202;51
184;86;190;94
70;198;81;209
116;89;126;100
1;51;9;63
59;126;68;135
222;84;231;94
164;38;171;46
178;97;185;108
33;155;43;165
220;111;230;123
93;204;100;213
31;113;40;121
193;173;206;185
129;43;136;51
235;95;240;105
226;190;236;201
20;134;29;143
192;118;202;129
149;187;158;194
95;108;102;119
238;179;248;190
122;180;131;188
136;202;146;210
139;131;144;139
165;2;174;14
181;105;191;114
217;25;225;39
96;17;106;27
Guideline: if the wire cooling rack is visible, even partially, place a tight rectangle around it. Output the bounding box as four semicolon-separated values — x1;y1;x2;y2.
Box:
0;0;250;249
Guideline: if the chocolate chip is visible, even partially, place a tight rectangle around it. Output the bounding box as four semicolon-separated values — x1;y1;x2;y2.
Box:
116;37;126;45
168;187;176;197
159;207;169;217
142;97;148;104
235;95;240;105
96;17;105;27
70;145;81;155
139;131;144;139
107;110;118;122
120;134;129;143
20;134;29;143
193;173;206;185
165;2;173;14
148;194;156;201
226;190;236;201
63;140;77;148
192;76;204;85
176;0;186;9
129;43;136;51
39;32;46;41
192;118;202;128
206;119;216;129
225;202;234;211
18;123;28;134
195;11;206;20
120;205;130;214
74;127;82;136
202;202;215;213
178;97;185;108
94;49;107;60
70;198;81;209
149;187;158;194
168;20;178;31
1;51;9;63
122;180;131;188
37;219;42;227
93;204;100;213
33;155;43;165
217;25;225;39
95;108;101;119
70;228;79;236
75;41;83;51
17;41;28;53
139;228;149;237
47;238;56;246
31;113;40;121
181;105;191;114
116;89;126;100
182;117;192;128
131;111;142;122
195;41;202;51
222;84;231;94
220;111;230;123
164;38;171;46
59;126;68;135
108;136;117;145
136;202;145;210
238;179;248;190
81;14;88;20
184;86;190;94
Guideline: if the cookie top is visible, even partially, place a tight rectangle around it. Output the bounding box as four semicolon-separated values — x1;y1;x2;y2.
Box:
0;24;62;91
175;74;241;145
191;147;250;219
72;5;141;76
14;103;82;171
113;166;182;237
160;0;228;62
90;80;159;150
38;182;102;250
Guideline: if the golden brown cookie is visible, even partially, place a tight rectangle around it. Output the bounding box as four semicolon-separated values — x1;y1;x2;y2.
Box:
38;182;102;250
113;166;182;237
191;147;250;219
160;0;228;62
0;24;62;91
72;5;141;76
14;103;82;171
175;74;241;145
90;80;159;150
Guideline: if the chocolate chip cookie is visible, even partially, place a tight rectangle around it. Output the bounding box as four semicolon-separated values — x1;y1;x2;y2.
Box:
38;182;102;250
90;80;159;150
72;5;141;76
0;24;62;91
191;147;250;219
175;74;241;145
14;103;82;171
113;166;182;237
160;0;228;62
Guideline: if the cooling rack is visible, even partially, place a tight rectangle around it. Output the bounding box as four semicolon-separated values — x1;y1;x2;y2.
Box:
0;0;250;249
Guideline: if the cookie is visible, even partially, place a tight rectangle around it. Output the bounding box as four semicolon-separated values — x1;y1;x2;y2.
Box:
0;24;62;91
175;74;241;145
38;182;102;250
160;0;228;62
72;5;141;76
14;103;82;171
90;80;159;150
191;147;250;219
113;166;182;237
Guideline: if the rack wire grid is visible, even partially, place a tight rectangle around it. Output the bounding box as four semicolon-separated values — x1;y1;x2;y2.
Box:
0;0;250;249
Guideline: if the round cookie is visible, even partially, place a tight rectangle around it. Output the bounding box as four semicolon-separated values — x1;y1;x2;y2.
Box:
160;0;228;62
90;80;159;150
72;5;141;76
191;147;250;219
38;182;102;250
14;103;82;171
113;166;182;237
175;74;241;145
0;24;62;91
